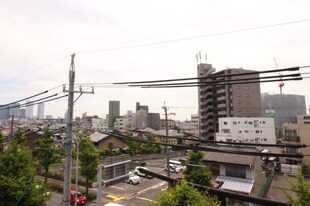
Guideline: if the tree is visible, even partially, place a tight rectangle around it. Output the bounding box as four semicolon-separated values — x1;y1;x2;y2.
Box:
149;180;220;206
282;167;310;206
35;127;57;183
108;141;114;156
16;128;25;145
183;150;212;187
0;141;51;205
79;139;99;195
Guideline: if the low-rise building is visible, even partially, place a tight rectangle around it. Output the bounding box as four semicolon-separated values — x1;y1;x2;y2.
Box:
216;117;276;144
203;147;265;196
89;132;125;149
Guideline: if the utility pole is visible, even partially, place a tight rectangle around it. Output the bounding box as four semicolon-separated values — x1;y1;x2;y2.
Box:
10;114;14;137
63;54;94;206
162;102;175;177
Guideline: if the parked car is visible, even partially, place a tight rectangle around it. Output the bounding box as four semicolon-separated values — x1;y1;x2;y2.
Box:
169;160;186;171
124;171;141;185
164;164;181;173
70;190;87;205
134;166;154;179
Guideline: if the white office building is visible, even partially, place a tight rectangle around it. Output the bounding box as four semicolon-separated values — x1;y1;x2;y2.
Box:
216;117;276;144
25;101;33;119
37;103;45;119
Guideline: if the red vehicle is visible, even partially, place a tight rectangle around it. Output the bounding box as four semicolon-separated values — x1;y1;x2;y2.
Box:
70;190;87;205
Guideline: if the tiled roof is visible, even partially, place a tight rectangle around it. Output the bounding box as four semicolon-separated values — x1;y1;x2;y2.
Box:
203;146;257;166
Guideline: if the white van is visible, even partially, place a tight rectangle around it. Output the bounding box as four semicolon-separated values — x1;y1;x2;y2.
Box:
169;160;186;171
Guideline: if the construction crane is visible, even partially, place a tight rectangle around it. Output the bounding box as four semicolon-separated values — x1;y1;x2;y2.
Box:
273;58;284;95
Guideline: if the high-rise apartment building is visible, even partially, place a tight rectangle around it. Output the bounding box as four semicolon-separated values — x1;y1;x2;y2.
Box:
148;113;160;130
261;93;306;137
198;63;262;140
37;103;45;119
108;100;120;129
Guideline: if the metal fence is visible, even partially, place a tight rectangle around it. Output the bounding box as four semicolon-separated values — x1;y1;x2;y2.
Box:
256;168;275;198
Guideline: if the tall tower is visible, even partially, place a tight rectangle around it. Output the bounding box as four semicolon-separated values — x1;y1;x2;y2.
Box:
37;103;45;119
108;100;120;129
25;101;33;119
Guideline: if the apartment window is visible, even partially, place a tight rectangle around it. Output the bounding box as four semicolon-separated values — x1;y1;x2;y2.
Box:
237;100;241;104
224;121;227;125
255;130;260;134
226;165;246;178
222;129;230;133
233;121;237;125
245;130;249;133
264;138;267;141
247;108;250;112
262;121;266;124
245;86;249;90
249;121;253;125
237;93;241;97
246;101;250;105
245;93;249;97
236;86;240;89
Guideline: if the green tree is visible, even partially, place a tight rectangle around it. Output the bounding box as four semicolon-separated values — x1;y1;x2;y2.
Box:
16;128;25;145
108;141;114;156
282;167;310;206
35;128;57;183
149;180;220;206
183;150;212;187
79;139;99;195
0;141;51;205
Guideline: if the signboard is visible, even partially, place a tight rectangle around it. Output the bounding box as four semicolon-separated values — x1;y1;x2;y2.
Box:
266;110;275;118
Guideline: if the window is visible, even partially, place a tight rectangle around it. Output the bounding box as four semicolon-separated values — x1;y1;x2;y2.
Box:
245;86;249;90
237;93;241;97
236;86;240;89
255;130;259;133
245;94;249;97
225;165;246;178
249;121;253;125
224;121;227;125
245;130;249;133
237;100;241;104
246;101;250;105
247;108;250;112
233;121;237;125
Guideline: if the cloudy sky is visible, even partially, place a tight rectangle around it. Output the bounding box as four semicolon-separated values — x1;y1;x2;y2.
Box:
1;0;310;120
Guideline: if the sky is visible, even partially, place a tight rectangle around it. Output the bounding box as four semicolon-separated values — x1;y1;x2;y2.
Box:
1;0;310;121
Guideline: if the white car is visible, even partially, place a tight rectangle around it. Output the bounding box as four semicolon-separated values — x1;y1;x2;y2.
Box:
164;164;181;173
124;172;141;185
134;166;154;179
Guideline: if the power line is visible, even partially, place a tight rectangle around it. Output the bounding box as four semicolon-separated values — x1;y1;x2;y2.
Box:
113;66;301;85
137;167;291;206
0;90;48;108
0;55;69;85
108;132;303;158
76;18;310;55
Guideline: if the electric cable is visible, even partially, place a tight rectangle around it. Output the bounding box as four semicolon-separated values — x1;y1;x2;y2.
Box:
76;18;310;55
0;90;48;108
108;132;303;158
137;167;291;206
0;55;69;85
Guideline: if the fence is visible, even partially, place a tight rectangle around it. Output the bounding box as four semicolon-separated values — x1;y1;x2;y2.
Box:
256;168;275;198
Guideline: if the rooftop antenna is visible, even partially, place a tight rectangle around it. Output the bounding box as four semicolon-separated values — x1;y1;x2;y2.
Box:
273;58;284;95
